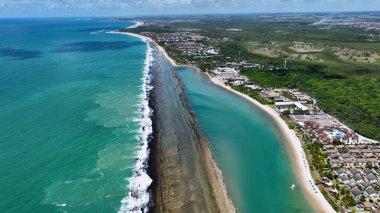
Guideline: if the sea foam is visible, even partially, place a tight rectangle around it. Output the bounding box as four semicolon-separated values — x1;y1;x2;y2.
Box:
118;34;154;213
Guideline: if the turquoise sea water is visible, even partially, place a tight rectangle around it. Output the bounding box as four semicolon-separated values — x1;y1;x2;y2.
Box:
177;67;315;213
0;19;149;212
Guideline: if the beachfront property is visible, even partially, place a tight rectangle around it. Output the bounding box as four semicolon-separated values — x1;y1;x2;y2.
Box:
301;121;360;144
259;88;313;108
289;90;313;104
260;89;282;100
152;32;220;57
213;67;239;80
156;32;207;43
274;101;309;113
245;84;262;90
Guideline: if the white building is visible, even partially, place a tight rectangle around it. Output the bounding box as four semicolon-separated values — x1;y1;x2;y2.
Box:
213;67;239;79
275;101;309;112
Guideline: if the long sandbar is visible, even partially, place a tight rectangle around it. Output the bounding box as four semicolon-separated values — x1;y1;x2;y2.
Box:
115;31;235;213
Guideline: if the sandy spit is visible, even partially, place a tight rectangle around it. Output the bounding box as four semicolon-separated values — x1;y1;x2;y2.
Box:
114;31;235;213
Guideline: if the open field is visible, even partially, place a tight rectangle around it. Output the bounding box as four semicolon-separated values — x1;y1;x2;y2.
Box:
333;47;380;63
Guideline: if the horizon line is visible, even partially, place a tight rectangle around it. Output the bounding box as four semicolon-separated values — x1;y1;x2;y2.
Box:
1;10;380;19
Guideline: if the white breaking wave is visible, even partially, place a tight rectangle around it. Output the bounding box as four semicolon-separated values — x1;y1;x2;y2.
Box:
118;33;154;213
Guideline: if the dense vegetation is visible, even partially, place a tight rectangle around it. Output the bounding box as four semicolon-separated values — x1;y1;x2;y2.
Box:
306;142;330;172
231;85;273;105
240;66;380;140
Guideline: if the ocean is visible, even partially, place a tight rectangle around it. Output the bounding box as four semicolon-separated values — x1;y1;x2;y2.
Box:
177;67;316;212
0;18;152;212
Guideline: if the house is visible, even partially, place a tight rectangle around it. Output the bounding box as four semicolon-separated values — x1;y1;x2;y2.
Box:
364;188;379;199
349;149;360;154
331;159;342;168
323;137;331;143
337;148;349;154
342;158;355;167
359;181;372;189
351;188;363;200
334;168;346;176
375;169;380;176
364;153;375;158
324;145;335;150
367;174;378;183
374;182;380;188
362;201;373;211
339;153;351;159
367;158;379;166
326;149;337;154
362;168;373;176
353;174;364;183
351;152;362;158
373;202;380;209
355;158;367;167
327;153;338;159
347;181;357;189
348;168;361;176
320;177;333;187
361;149;372;154
338;175;350;184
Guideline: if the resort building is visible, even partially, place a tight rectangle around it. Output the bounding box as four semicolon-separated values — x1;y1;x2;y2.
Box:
213;67;239;80
274;101;309;112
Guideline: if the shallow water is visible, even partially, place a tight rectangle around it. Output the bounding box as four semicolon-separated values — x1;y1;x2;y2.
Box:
177;67;315;213
148;44;218;212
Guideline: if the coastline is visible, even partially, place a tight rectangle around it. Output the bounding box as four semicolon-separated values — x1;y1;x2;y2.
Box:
116;31;154;212
116;29;334;212
115;30;235;212
208;76;336;213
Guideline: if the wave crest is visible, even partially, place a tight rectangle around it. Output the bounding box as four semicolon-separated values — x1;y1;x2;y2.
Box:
118;37;154;213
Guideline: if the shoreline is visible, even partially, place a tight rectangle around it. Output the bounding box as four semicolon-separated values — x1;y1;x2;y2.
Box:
116;30;154;212
208;76;336;213
116;30;334;212
115;30;235;212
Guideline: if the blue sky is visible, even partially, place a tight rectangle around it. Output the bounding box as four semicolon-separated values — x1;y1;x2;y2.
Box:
0;0;380;17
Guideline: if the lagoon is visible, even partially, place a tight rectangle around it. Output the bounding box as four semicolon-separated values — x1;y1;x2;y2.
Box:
177;67;315;212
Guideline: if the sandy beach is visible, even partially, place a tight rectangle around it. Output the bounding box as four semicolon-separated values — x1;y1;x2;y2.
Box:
113;31;178;66
209;76;336;213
